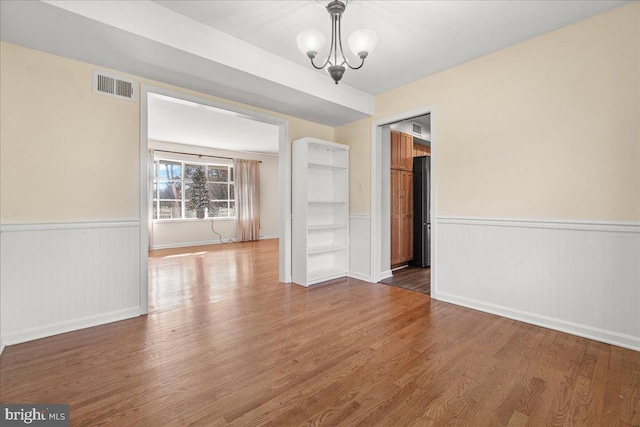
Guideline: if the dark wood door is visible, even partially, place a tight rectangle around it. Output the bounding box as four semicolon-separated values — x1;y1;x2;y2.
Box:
391;132;415;265
391;170;414;265
400;171;414;262
401;133;413;171
390;131;402;170
390;169;401;265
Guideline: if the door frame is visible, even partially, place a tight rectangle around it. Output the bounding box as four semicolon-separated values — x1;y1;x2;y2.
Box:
139;85;290;314
370;105;437;296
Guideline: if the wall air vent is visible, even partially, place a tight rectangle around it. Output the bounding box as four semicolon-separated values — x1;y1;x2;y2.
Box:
412;122;422;136
92;70;136;101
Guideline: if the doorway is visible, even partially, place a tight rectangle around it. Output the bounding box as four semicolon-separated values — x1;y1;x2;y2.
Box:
369;106;436;296
139;86;290;314
379;114;431;294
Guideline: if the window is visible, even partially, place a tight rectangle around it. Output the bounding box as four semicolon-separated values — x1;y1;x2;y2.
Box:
153;159;235;220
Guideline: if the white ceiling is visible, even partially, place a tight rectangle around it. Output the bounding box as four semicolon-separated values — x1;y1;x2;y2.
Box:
0;1;629;126
148;94;280;154
155;0;629;95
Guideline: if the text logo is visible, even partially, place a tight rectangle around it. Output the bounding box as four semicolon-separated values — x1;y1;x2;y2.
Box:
1;405;69;426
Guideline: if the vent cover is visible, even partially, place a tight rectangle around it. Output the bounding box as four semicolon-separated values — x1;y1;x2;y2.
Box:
412;122;422;135
93;70;136;101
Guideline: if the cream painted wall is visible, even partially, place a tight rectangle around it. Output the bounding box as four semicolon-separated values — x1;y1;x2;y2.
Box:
149;140;278;248
338;119;373;215
0;43;139;221
336;3;640;221
0;41;334;223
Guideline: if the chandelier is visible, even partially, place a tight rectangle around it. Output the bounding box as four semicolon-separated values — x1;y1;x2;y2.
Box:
297;0;377;84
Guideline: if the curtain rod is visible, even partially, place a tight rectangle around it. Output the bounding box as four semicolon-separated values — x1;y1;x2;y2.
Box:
153;149;262;163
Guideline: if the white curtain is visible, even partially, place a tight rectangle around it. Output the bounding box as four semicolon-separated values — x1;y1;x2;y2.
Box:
148;149;155;249
233;159;260;241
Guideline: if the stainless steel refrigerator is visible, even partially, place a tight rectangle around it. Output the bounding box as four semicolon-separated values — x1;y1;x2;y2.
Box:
410;156;430;268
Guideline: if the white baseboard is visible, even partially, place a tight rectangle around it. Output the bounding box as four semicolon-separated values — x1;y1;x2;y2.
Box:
379;270;393;281
2;307;141;347
151;234;278;250
348;272;371;282
0;340;4;357
260;234;278;240
435;292;640;351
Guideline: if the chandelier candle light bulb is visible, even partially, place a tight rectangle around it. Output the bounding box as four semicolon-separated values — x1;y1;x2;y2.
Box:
297;0;377;84
297;29;325;59
348;29;377;59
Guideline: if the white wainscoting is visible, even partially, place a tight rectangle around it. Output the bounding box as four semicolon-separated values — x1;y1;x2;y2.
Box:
349;215;371;281
435;216;640;351
0;220;142;347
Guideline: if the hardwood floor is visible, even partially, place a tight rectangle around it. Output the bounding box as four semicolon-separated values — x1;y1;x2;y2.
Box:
380;266;431;294
1;239;638;426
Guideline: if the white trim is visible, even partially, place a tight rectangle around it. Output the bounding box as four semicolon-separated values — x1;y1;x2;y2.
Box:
140;87;150;315
140;85;292;314
278;121;292;283
0;341;4;357
378;270;393;282
379;270;393;281
437;216;640;233
370;124;381;283
436;292;640;351
347;272;371;282
0;220;140;232
259;234;279;240
2;307;141;347
370;105;437;291
349;214;371;220
150;234;278;250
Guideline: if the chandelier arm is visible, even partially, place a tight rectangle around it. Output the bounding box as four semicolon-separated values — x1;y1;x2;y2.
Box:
309;56;331;70
337;18;366;70
337;18;353;69
344;56;366;70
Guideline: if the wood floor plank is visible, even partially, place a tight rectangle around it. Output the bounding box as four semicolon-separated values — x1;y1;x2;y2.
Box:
1;240;637;426
506;410;529;427
379;266;430;294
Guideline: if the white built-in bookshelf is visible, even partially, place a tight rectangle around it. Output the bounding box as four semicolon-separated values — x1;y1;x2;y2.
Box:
292;138;349;287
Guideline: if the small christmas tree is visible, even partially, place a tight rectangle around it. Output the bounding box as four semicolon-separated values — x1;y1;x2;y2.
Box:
186;167;211;219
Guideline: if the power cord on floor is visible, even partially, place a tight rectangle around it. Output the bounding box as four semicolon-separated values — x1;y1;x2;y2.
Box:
211;220;235;244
